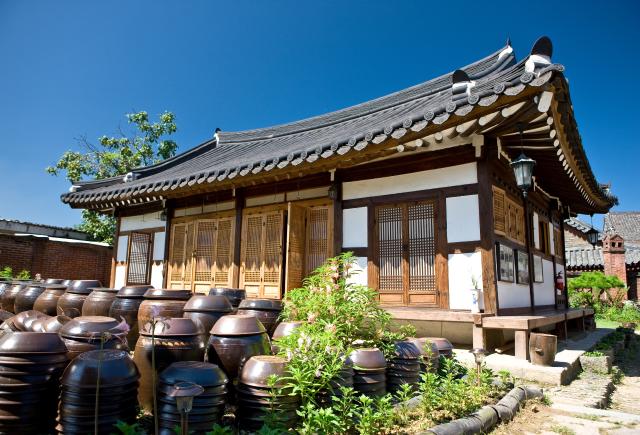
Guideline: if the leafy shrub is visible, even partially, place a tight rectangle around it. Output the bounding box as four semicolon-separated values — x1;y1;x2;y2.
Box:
0;267;30;280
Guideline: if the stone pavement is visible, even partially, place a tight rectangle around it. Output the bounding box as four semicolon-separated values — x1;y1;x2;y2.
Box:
610;335;640;415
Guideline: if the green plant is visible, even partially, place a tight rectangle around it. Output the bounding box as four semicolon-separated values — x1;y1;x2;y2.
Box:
418;357;491;425
0;267;12;279
354;394;395;435
584;350;604;357
47;110;178;243
568;271;627;314
205;424;234;435
114;420;146;435
394;383;416;426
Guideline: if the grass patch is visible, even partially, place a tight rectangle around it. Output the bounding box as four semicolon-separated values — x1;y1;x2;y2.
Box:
575;413;600;421
596;318;621;329
550;424;576;435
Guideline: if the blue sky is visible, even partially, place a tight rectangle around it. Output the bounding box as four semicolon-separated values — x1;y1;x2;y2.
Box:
1;0;638;230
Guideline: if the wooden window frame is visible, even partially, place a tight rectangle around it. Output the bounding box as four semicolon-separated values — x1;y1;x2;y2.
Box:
496;242;515;283
126;231;153;285
492;186;525;245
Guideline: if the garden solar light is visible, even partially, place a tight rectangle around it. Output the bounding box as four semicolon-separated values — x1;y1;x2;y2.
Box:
168;381;204;435
471;348;486;386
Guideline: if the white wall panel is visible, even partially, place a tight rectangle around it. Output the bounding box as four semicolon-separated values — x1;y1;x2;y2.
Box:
342;163;477;200
533;213;540;249
150;262;164;289
448;252;483;310
533;259;556;306
153;232;166;261
497;281;531;309
346;256;368;287
116;235;129;262
114;264;127;289
120;212;166;231
446;195;480;243
549;222;555;254
343;207;368;247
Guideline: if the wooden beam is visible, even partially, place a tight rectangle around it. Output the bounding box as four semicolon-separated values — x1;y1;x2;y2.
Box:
477;143;498;315
331;177;342;256
232;189;244;288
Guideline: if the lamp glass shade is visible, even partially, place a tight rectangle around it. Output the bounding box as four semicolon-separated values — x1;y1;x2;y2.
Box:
175;395;194;414
471;348;486;365
586;228;599;247
168;381;204;413
510;153;536;193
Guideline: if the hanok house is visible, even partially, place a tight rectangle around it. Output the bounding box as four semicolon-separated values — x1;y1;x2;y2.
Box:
60;37;616;360
565;213;640;300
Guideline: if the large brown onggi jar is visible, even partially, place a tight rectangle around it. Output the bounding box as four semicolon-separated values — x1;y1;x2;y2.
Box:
182;295;233;340
56;281;100;318
44;278;64;284
1;283;29;313
109;285;153;346
59;316;129;360
209;287;246;309
237;298;283;336
137;289;191;328
81;287;118;317
14;284;47;314
207;314;271;384
133;318;206;412
0;282;12;303
33;284;68;316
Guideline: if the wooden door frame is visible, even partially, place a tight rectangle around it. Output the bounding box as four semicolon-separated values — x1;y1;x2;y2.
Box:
370;197;442;308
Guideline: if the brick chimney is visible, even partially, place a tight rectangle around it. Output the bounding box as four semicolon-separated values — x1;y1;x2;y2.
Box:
603;233;627;287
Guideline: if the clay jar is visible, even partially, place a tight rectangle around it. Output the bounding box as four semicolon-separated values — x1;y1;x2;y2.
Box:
57;281;101;319
183;295;233;339
0;282;12;304
58;316;128;360
33;284;68;316
0;332;69;434
271;321;304;354
14;284;47;314
424;337;454;358
206;314;271;383
81;287;119;317
133;318;206;412
137;289;191;329
236;299;283;336
1;283;29;313
208;288;246;309
109;285;153;346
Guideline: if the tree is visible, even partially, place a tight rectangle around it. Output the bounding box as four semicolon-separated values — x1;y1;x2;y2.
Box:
48;111;178;244
568;271;627;310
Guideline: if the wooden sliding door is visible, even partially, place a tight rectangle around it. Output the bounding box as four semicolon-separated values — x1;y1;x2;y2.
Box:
240;209;284;299
374;200;438;306
168;215;234;292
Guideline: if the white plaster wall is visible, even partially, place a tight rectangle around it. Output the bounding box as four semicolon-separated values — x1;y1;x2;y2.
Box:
549;222;555;254
532;212;540;249
446;195;480;243
114;264;127;289
116;235;128;262
153;232;166;261
342;162;477;200
120;212;166;231
346;256;368;287
150;262;164;289
497;281;531;309
285;187;329;201
448;252;483;310
245;193;285;207
533;259;556;306
343;207;368;247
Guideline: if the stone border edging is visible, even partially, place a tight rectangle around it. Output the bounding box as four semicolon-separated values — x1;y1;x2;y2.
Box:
424;385;543;435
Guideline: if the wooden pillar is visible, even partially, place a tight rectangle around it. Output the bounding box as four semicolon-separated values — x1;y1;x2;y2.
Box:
232;189;244;288
514;329;530;360
476;146;498;315
161;206;172;289
109;214;121;288
331;175;342;256
472;314;486;350
559;213;569;309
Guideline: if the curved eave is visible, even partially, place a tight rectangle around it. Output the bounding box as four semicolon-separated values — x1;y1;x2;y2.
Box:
62;61;560;210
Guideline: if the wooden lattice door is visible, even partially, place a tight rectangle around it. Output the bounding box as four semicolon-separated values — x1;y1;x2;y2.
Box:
127;232;152;285
285;203;306;293
168;223;187;289
240;210;284;299
305;205;331;275
374;201;438;306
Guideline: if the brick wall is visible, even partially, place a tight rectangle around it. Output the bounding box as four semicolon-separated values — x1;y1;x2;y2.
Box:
0;234;112;285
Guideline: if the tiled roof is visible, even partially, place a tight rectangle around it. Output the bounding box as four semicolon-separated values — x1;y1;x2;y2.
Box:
565;217;597;235
566;244;640;268
60;37;616;215
603;212;640;244
566;247;604;269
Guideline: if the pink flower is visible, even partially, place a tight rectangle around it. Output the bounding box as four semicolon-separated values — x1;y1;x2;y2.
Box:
114;317;131;334
325;324;337;333
307;312;317;324
150;305;161;319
